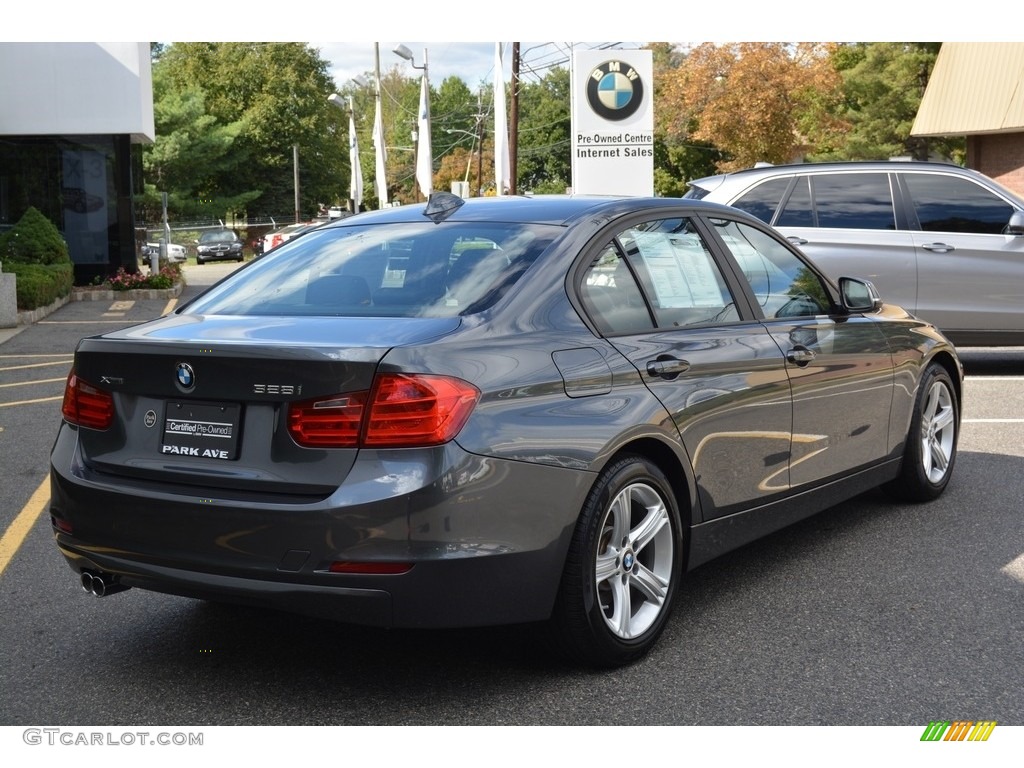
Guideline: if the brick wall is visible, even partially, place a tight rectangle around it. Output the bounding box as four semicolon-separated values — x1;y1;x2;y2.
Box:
968;133;1024;196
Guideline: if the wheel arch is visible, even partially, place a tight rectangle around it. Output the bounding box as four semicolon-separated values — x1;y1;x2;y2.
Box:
602;436;698;562
927;349;963;415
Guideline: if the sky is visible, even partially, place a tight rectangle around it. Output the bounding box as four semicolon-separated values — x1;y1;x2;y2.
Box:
18;2;990;59
315;42;647;92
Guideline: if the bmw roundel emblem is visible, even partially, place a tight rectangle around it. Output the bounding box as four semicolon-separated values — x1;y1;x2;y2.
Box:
176;362;195;390
586;60;645;121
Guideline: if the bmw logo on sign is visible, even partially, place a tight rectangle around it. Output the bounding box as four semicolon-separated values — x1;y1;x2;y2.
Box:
176;362;196;390
586;60;645;121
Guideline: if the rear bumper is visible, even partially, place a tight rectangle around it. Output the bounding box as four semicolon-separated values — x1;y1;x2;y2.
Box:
49;433;592;628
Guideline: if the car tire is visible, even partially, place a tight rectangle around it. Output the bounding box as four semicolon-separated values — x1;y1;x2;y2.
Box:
884;363;959;502
549;455;682;667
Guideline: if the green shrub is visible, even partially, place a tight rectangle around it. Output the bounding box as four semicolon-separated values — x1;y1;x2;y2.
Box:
7;262;74;310
0;207;70;265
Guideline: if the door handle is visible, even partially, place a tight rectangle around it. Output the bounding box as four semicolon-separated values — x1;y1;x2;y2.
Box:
786;347;816;366
921;242;954;253
786;236;808;246
646;357;691;380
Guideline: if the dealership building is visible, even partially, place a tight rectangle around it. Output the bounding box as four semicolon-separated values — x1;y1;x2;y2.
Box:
0;43;154;285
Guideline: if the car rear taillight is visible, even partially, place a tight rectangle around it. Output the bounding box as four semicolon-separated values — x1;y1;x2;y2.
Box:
287;391;367;447
287;373;479;449
61;370;114;430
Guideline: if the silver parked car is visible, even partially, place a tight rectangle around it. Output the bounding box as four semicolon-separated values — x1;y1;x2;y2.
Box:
51;194;961;667
686;160;1024;346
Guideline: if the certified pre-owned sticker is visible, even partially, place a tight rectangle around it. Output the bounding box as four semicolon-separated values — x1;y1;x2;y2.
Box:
161;402;240;460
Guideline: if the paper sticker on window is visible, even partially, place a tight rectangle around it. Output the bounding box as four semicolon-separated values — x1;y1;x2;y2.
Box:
634;232;724;308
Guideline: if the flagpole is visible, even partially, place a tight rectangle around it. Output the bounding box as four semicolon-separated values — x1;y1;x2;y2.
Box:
394;44;431;201
372;42;388;208
348;96;363;212
494;42;510;196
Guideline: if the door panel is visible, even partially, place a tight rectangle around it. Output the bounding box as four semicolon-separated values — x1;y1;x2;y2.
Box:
761;316;895;487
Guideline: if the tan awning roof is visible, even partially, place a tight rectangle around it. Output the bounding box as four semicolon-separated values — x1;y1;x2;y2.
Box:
912;43;1024;137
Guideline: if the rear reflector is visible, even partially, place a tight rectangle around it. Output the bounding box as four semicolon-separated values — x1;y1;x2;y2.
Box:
288;373;479;449
329;561;414;575
61;370;114;430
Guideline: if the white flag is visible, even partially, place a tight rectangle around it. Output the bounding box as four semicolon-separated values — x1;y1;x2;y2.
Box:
416;73;432;197
494;42;511;196
372;93;388;207
349;106;363;211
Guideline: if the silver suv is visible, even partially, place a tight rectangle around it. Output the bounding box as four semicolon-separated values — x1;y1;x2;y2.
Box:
686;161;1024;346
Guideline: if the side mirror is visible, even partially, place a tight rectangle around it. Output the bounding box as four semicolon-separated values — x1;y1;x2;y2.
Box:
839;277;883;313
1006;211;1024;236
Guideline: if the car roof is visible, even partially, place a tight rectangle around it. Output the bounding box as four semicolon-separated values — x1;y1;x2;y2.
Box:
689;160;982;189
313;194;747;230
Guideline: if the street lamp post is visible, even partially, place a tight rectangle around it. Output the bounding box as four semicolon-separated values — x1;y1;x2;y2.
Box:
327;92;362;212
394;44;431;201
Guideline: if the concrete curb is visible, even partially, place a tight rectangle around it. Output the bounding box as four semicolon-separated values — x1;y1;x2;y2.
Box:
9;280;184;329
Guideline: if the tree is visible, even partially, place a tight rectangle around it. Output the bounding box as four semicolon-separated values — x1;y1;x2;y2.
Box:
649;43;722;195
140;65;253;221
659;43;845;171
516;67;572;194
146;43;346;221
819;42;963;162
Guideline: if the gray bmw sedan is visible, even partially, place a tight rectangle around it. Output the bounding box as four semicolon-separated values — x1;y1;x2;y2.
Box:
51;194;962;667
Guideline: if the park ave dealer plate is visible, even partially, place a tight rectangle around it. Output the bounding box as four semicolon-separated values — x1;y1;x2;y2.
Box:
162;401;241;460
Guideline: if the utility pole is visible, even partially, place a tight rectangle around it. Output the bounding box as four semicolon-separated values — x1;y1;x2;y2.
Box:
475;90;484;197
510;42;520;195
293;144;300;223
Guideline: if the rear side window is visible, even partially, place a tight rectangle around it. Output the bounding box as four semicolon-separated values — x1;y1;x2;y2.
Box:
737;172;896;230
731;177;793;224
806;173;895;230
580;217;739;335
903;172;1016;234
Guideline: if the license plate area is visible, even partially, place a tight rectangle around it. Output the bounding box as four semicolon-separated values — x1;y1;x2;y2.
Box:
162;401;241;460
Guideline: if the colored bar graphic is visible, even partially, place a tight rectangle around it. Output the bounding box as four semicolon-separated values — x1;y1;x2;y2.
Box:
920;720;996;742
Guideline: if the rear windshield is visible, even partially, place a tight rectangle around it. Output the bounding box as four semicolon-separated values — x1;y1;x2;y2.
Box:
185;221;558;318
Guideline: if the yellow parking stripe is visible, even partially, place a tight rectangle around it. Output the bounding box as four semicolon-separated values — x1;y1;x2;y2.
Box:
0;474;49;579
0;360;73;372
0;396;63;407
0;377;66;389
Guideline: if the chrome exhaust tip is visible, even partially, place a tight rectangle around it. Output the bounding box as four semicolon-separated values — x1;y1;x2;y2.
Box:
79;570;130;597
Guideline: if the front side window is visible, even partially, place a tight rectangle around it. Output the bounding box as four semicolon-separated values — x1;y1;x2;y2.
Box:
904;172;1016;234
712;218;832;319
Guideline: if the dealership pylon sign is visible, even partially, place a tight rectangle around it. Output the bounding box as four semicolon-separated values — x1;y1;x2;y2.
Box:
570;49;654;196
